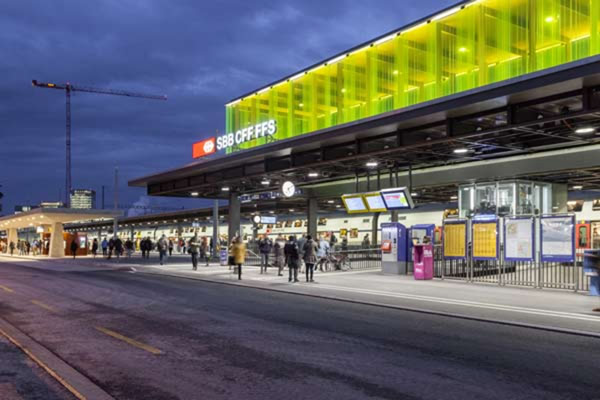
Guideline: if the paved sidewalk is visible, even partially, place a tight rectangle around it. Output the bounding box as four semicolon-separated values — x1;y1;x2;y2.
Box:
2;254;600;336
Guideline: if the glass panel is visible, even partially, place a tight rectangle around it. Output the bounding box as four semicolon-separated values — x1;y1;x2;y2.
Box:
226;0;599;153
474;184;497;215
497;183;515;216
517;183;534;215
459;185;475;218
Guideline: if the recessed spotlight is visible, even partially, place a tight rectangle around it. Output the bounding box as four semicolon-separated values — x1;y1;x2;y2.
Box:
575;127;595;134
366;161;378;167
308;172;319;178
458;47;468;53
393;70;399;75
453;148;469;154
221;187;230;192
545;16;556;23
299;103;304;108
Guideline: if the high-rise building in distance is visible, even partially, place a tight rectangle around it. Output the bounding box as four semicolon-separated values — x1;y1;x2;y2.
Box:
70;189;96;209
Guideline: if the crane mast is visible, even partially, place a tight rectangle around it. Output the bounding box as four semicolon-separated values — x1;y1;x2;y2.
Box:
32;80;167;207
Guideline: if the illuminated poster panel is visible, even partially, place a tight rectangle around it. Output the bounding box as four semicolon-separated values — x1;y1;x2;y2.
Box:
443;221;467;259
341;195;368;214
472;219;498;260
541;216;575;262
504;217;534;262
364;192;387;212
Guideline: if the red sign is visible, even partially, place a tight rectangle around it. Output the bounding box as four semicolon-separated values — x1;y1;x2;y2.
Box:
192;137;216;159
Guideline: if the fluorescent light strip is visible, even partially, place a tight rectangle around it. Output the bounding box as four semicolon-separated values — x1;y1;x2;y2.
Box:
373;33;396;46
430;6;461;21
327;54;347;64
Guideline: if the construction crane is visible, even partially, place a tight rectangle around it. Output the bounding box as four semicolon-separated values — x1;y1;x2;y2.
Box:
31;79;167;207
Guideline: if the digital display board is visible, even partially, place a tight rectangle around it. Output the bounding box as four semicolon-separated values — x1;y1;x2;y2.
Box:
364;192;387;212
260;216;277;224
381;188;414;210
341;195;368;214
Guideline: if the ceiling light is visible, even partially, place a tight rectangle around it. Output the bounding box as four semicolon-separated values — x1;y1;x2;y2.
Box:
327;200;335;204
545;16;556;23
411;193;418;197
190;192;199;197
458;47;468;53
289;209;295;212
308;172;319;178
571;185;583;190
299;103;304;108
336;205;341;208
366;161;378;167
261;179;270;185
450;195;458;200
393;70;399;75
269;211;275;214
453;148;469;154
575;127;595;134
221;187;230;192
341;88;347;93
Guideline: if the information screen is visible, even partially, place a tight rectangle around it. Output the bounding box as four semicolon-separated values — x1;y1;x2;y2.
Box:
381;189;413;210
260;216;277;224
342;195;368;214
364;193;387;212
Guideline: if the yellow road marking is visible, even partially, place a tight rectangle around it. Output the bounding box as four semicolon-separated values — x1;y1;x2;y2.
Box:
0;285;14;293
30;300;56;313
95;327;162;355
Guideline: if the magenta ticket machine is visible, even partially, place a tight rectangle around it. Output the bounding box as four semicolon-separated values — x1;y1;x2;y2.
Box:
413;244;434;280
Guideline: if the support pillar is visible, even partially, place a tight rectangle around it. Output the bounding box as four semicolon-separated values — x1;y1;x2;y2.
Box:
98;229;102;242
130;226;134;240
228;192;240;243
391;211;398;223
112;218;119;239
7;228;18;249
371;212;380;245
49;222;64;258
307;198;318;239
212;200;219;257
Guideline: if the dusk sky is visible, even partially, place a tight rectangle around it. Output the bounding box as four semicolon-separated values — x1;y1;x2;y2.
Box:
0;0;455;215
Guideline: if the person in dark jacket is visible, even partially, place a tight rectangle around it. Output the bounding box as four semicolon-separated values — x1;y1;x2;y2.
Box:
70;239;78;259
91;239;99;258
258;236;273;274
284;236;300;283
302;235;319;282
114;237;123;260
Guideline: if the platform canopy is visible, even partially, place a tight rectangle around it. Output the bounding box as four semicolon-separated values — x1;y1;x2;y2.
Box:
0;208;122;230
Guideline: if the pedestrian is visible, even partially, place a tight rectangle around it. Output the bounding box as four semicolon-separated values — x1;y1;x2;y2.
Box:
303;235;318;282
91;238;98;258
341;236;348;251
284;235;300;283
101;238;108;256
168;239;174;256
231;237;246;280
189;234;200;270
70;238;78;259
25;241;31;255
329;232;338;249
114;237;123;261
362;234;371;248
147;238;154;258
274;235;286;276
107;237;115;259
317;236;330;271
258;236;272;274
9;241;15;256
157;235;168;265
200;237;210;266
125;238;134;258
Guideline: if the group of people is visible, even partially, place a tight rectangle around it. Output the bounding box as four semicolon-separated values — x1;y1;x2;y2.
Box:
1;239;50;256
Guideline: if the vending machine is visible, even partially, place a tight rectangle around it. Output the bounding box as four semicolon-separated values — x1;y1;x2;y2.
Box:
381;222;408;274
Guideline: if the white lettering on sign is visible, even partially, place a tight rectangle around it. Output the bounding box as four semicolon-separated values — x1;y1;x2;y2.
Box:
216;120;277;151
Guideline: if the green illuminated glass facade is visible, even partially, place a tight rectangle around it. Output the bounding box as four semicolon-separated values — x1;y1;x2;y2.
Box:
225;0;600;152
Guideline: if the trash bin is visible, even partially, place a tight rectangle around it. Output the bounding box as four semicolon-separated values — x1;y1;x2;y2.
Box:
220;249;228;266
413;244;433;280
583;250;600;296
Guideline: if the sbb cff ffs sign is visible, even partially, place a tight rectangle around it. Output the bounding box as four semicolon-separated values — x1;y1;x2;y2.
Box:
192;138;216;159
192;119;277;159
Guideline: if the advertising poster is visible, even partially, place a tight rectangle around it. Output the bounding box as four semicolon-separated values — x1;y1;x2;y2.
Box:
541;216;575;262
443;222;467;259
472;221;498;260
504;218;534;261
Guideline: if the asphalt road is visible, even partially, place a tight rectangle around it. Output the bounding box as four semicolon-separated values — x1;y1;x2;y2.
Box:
0;259;599;400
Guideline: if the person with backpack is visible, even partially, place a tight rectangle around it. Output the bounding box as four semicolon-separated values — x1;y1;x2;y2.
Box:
302;235;319;283
284;235;300;283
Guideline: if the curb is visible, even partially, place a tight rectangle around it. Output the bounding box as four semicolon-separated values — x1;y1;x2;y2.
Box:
138;269;600;340
0;317;115;400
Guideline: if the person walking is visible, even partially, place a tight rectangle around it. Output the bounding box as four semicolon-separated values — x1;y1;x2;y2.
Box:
231;237;246;280
303;235;318;282
107;237;115;259
274;235;286;276
168;239;174;257
189;234;200;270
114;237;123;261
125;238;134;258
284;235;300;283
317;236;330;271
157;235;168;265
362;234;371;248
101;238;108;257
147;238;154;259
91;239;98;258
297;234;307;273
9;241;15;256
258;236;272;274
70;238;78;259
200;237;210;266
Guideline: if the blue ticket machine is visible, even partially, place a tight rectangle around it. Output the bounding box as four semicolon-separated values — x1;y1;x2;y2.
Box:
409;224;436;261
381;223;408;274
583;249;600;296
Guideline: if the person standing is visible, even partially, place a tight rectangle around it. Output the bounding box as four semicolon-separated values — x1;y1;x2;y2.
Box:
168;239;174;257
362;234;371;249
258;236;272;274
101;238;108;257
274;235;286;276
231;237;246;280
341;236;348;251
9;241;15;256
70;238;78;259
125;238;134;258
189;234;200;270
317;236;330;271
200;237;210;266
91;239;99;258
114;237;123;261
107;237;115;259
303;235;318;282
157;235;168;265
284;235;300;283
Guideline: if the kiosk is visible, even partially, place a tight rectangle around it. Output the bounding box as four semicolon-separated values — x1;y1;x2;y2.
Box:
413;243;434;280
381;222;408;275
